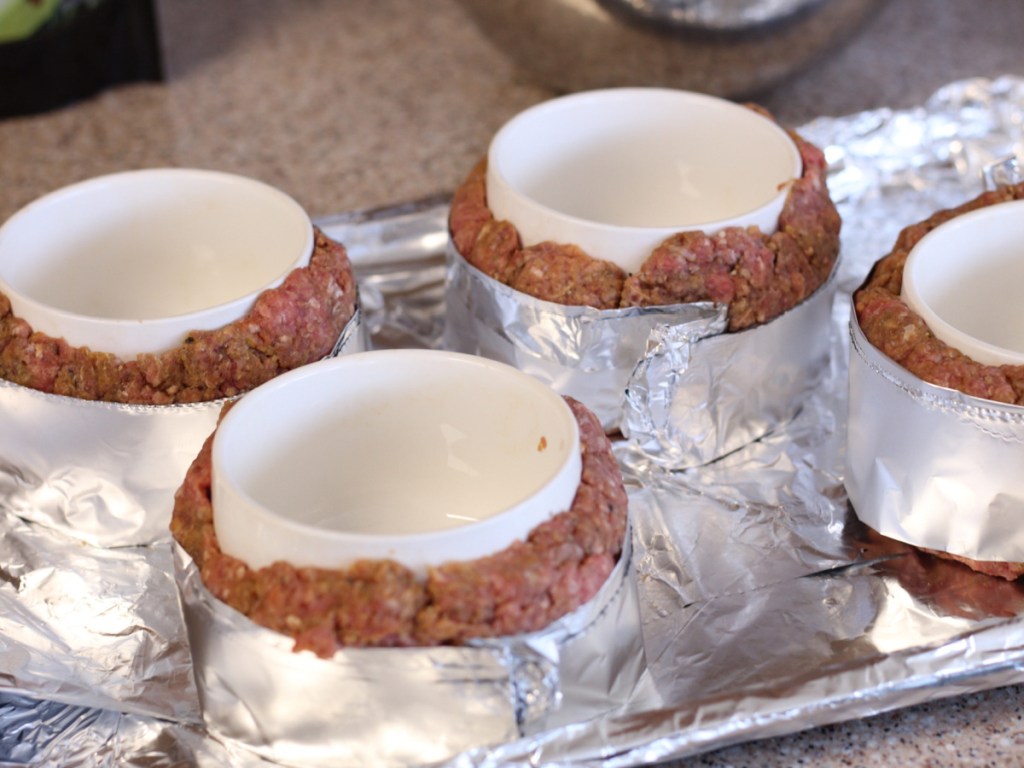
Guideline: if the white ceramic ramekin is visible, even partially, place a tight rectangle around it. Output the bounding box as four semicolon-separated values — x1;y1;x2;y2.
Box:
0;168;313;360
901;199;1024;367
486;88;801;274
212;350;582;573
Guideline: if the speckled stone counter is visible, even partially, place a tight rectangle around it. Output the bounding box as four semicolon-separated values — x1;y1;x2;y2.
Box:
2;1;1024;765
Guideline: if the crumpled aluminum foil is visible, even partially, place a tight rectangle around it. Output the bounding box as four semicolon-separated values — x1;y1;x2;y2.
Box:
444;247;837;468
6;75;1024;767
623;272;836;468
0;507;198;725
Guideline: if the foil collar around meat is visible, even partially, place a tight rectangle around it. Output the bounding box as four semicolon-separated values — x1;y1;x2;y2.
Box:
176;531;647;768
8;76;1024;767
444;245;838;469
0;308;365;549
847;307;1024;562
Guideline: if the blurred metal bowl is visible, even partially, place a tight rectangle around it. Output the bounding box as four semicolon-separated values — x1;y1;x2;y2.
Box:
454;0;884;98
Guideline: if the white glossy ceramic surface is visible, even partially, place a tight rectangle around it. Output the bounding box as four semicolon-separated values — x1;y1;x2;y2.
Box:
901;200;1024;367
0;168;313;360
486;88;801;274
212;350;583;574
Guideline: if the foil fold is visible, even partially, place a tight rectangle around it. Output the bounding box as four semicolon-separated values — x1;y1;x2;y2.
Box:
846;310;1024;561
623;273;837;468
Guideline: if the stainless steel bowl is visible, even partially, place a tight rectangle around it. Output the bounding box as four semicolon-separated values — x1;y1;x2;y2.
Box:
454;0;884;98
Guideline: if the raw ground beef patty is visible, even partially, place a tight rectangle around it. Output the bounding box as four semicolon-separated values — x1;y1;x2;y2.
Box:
0;228;357;405
449;114;840;332
170;396;629;656
854;182;1024;581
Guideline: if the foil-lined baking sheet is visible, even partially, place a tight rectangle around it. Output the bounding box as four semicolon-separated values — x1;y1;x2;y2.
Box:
5;75;1024;766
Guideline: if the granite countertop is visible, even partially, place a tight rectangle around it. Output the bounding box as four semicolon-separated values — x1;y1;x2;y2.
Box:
3;0;1024;765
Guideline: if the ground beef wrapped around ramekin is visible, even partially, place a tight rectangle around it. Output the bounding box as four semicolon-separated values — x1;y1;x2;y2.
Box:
854;182;1024;406
0;228;357;405
170;397;629;657
449;115;840;332
853;182;1024;581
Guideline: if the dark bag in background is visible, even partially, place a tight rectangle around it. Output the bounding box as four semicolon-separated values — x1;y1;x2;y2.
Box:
0;0;163;119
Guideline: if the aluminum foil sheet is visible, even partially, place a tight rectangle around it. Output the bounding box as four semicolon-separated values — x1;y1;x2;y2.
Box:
444;247;837;468
7;75;1024;767
847;309;1024;561
0;309;365;549
0;506;198;725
